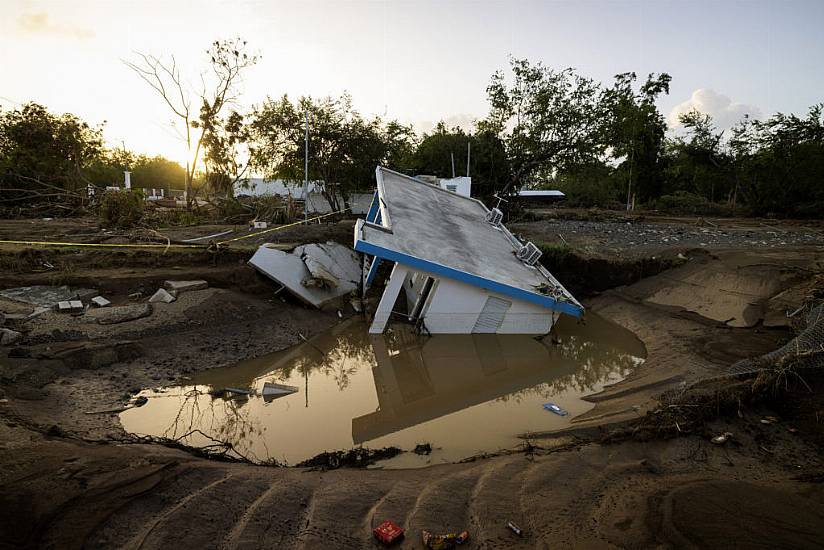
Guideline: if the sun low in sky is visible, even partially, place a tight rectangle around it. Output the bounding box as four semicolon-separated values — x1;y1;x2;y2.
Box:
2;0;823;166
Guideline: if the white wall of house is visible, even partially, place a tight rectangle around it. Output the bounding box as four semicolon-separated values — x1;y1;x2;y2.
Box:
398;266;554;334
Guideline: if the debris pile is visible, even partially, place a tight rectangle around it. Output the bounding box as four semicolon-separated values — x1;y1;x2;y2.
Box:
248;242;360;308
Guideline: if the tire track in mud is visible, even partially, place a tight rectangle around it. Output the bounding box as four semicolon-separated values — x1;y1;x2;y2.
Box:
401;465;481;543
466;456;535;548
122;471;234;550
222;474;321;550
293;473;389;549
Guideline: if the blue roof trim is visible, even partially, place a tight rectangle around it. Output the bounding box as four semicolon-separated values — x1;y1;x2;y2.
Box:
354;232;583;318
366;192;379;223
365;256;382;286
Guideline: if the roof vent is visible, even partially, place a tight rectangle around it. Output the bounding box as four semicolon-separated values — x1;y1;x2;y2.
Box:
516;242;542;266
485;207;503;227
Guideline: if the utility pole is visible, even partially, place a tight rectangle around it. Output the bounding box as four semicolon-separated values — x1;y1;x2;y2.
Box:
450;152;456;178
304;111;309;223
466;141;471;177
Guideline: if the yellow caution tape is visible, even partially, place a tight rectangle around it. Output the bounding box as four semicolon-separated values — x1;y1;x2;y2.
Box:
0;239;205;249
216;209;349;245
0;209;350;251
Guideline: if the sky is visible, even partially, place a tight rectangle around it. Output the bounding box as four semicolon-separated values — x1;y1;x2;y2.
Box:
2;0;823;166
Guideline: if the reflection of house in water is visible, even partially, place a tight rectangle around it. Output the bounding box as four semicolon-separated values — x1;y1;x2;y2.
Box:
352;316;643;444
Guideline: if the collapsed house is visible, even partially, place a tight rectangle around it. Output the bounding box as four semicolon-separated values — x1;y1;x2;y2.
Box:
355;167;583;335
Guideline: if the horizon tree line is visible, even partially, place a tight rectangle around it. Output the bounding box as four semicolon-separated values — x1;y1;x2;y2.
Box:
1;41;822;218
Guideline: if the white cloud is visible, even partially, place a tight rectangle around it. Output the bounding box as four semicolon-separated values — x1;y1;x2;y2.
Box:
17;12;94;40
668;89;760;131
412;113;478;137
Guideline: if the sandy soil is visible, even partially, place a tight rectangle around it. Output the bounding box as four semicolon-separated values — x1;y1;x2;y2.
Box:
1;214;823;549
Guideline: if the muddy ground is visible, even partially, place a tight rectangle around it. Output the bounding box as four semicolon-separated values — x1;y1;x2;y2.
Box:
1;212;824;549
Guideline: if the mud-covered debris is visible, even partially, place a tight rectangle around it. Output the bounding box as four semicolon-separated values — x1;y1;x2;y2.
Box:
163;280;208;294
0;328;23;346
95;304;153;325
413;443;432;455
296;447;401;469
210;387;251;398
506;520;523;537
422;529;469;549
711;432;733;445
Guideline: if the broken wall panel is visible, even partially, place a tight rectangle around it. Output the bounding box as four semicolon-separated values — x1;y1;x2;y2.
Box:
248;242;360;309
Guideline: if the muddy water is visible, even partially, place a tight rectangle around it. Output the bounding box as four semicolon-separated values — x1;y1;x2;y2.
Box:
121;314;645;467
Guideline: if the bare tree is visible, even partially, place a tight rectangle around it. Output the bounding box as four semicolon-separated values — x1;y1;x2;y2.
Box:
125;38;258;208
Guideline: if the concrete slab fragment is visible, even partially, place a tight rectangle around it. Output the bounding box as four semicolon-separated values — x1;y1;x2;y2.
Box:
91;296;111;308
95;304;153;325
163;280;208;294
57;301;83;314
149;288;176;303
248;242;360;309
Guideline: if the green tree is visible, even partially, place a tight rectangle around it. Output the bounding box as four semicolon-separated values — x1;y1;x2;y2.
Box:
664;110;732;203
0;102;105;204
249;93;416;211
482;58;608;193
731;104;824;216
200;110;249;196
601;72;671;204
411;122;510;201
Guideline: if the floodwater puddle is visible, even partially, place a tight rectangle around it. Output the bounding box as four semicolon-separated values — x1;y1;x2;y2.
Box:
121;313;645;467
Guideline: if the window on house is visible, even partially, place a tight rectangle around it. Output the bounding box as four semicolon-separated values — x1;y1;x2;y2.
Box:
446;184;458;193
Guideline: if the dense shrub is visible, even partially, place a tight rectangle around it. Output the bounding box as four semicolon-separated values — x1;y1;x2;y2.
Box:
98;190;144;228
649;191;733;216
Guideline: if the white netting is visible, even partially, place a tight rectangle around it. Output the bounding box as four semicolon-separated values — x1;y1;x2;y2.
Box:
726;302;824;377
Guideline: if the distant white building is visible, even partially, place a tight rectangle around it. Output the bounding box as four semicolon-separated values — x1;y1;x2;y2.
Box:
234;178;320;199
234;178;372;214
517;189;566;202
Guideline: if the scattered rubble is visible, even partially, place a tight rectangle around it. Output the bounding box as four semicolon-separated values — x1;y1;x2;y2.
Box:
0;285;97;308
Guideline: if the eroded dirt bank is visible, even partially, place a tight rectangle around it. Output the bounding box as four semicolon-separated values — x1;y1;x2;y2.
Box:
1;216;824;549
